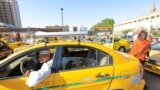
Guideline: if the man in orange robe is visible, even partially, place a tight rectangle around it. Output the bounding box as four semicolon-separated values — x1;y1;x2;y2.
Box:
130;31;151;66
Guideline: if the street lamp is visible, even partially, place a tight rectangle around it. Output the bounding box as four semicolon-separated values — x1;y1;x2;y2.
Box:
60;8;64;32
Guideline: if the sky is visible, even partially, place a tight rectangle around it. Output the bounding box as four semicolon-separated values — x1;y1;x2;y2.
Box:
17;0;160;28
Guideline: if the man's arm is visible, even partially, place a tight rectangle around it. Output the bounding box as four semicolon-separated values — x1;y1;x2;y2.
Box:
26;63;51;87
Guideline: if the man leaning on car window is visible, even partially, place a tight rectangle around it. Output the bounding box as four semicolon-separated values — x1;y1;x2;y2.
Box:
25;49;53;87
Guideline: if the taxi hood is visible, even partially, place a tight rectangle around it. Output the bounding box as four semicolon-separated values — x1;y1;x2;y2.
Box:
149;50;160;61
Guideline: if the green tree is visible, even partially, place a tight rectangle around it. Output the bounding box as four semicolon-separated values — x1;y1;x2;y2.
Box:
101;18;115;26
90;18;115;32
151;30;160;37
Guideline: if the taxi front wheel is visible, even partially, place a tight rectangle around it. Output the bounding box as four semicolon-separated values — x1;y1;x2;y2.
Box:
118;47;125;52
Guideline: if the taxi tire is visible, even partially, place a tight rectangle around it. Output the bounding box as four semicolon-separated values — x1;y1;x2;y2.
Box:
118;47;125;52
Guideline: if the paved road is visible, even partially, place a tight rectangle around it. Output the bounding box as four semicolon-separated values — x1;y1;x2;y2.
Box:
144;71;160;90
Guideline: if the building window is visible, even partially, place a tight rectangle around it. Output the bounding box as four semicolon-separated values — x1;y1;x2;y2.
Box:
73;27;78;32
134;20;137;22
157;15;159;17
151;16;155;19
145;18;149;20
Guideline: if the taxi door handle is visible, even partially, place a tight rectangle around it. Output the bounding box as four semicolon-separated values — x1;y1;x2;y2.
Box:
96;73;109;78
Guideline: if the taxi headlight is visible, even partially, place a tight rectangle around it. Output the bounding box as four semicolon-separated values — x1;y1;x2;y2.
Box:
131;73;141;85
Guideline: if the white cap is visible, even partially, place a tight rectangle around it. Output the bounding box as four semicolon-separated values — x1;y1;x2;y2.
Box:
39;50;50;55
135;26;144;33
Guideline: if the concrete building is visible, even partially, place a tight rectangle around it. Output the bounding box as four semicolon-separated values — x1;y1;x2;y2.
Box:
0;0;21;28
45;25;69;32
114;4;160;34
0;22;9;28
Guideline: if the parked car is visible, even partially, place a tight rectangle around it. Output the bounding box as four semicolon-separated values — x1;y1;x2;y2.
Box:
0;38;26;49
121;34;134;43
93;36;130;52
0;40;144;90
144;42;160;74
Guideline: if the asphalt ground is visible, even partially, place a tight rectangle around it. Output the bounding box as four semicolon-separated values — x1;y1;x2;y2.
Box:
144;71;160;90
124;50;160;90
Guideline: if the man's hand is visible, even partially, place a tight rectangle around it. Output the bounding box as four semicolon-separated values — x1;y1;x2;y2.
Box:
146;57;150;62
24;70;31;77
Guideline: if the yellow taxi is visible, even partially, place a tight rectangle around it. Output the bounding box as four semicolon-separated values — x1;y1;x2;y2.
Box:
0;40;144;90
0;40;12;60
0;38;26;49
34;37;60;44
7;41;26;49
144;42;160;75
93;36;130;52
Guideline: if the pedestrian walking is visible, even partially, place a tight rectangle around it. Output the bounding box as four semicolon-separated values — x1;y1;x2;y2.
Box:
130;30;151;66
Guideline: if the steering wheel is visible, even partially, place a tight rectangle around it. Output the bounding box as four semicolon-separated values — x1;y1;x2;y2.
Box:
20;59;35;75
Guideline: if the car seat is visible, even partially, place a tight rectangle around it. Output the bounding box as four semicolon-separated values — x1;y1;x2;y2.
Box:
87;49;96;60
99;56;110;66
65;60;75;70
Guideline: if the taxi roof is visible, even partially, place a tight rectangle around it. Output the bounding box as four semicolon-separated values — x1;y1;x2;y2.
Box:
0;40;133;66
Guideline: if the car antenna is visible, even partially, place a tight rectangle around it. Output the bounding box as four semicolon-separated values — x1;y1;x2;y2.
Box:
78;36;80;45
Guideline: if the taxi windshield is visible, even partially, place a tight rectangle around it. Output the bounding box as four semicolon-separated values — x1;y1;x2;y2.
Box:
104;38;112;43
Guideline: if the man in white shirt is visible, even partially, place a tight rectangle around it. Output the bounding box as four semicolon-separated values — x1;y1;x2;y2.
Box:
25;49;53;87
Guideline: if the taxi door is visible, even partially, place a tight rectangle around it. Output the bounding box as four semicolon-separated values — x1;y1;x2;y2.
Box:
0;47;58;90
113;37;121;50
0;75;55;90
53;46;114;90
0;77;30;90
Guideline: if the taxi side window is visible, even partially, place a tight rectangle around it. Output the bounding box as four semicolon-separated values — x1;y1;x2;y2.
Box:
114;37;120;42
60;47;113;71
6;47;55;77
104;38;112;43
